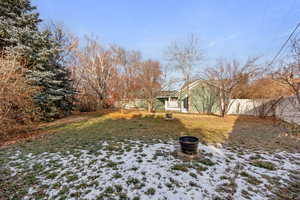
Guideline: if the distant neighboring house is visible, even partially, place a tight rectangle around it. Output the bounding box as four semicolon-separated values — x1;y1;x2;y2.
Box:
157;80;220;113
121;80;220;113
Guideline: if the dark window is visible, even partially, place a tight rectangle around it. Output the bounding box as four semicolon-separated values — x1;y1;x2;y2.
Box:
183;97;189;110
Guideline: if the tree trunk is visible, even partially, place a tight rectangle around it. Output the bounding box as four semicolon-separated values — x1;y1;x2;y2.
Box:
187;74;190;112
97;99;103;110
220;105;226;117
148;102;153;113
220;95;226;117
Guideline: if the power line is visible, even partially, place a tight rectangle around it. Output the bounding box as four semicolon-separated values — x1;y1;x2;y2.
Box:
269;22;300;67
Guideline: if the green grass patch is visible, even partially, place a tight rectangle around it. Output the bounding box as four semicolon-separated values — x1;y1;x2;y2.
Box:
199;158;215;166
251;161;276;170
145;187;156;195
240;171;262;185
171;164;189;172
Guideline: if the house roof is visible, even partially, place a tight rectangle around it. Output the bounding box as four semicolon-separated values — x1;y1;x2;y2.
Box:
156;80;212;99
156;90;178;98
180;80;203;91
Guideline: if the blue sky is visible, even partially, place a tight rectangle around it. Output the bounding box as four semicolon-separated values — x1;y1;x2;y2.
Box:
33;0;300;65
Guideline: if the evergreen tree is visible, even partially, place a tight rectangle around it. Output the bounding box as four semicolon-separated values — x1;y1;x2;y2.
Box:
0;0;75;120
27;29;76;120
0;0;40;50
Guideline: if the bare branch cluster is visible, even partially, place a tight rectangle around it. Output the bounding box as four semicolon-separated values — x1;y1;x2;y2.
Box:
166;34;203;83
201;57;260;116
273;38;300;112
0;51;40;139
70;37;165;112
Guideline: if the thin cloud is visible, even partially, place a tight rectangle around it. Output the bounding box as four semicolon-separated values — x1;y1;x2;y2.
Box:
208;41;217;47
224;33;239;41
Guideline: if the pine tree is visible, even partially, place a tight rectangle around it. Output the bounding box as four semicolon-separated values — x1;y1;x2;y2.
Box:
0;0;41;50
0;0;75;120
27;30;76;120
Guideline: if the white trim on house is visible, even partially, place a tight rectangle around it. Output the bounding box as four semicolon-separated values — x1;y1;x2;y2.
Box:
165;97;181;111
161;80;203;113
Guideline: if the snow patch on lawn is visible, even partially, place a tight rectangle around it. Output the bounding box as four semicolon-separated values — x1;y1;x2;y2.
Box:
4;140;300;200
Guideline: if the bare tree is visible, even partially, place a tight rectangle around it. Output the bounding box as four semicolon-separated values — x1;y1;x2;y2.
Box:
71;37;118;111
249;77;288;117
110;49;166;113
166;34;203;111
70;35;170;113
71;38;151;112
44;22;78;66
202;58;259;117
273;38;300;112
270;38;300;136
109;46;143;110
138;60;162;112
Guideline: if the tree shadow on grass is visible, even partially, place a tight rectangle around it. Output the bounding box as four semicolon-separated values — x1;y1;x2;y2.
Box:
226;99;300;152
0;109;118;148
228;115;300;152
2;111;195;154
1;110;299;200
3;109;299;153
171;111;300;152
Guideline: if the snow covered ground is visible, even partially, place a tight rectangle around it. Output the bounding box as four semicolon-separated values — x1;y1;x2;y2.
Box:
4;140;300;200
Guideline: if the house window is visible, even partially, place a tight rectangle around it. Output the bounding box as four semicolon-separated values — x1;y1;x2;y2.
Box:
183;97;189;110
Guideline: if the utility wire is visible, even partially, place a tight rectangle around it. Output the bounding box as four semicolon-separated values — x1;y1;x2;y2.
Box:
268;22;300;67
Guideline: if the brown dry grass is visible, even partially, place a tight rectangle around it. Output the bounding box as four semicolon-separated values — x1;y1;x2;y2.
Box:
1;110;299;152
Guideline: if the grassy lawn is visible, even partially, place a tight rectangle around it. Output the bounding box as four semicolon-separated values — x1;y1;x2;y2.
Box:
0;110;299;199
4;110;298;152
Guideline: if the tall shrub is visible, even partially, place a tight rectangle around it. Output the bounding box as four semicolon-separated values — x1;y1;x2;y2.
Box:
0;0;75;120
0;52;40;139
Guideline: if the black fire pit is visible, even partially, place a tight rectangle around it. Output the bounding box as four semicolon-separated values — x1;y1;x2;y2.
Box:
179;136;199;155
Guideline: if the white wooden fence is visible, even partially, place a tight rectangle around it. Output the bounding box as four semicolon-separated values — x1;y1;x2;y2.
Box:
227;97;300;124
